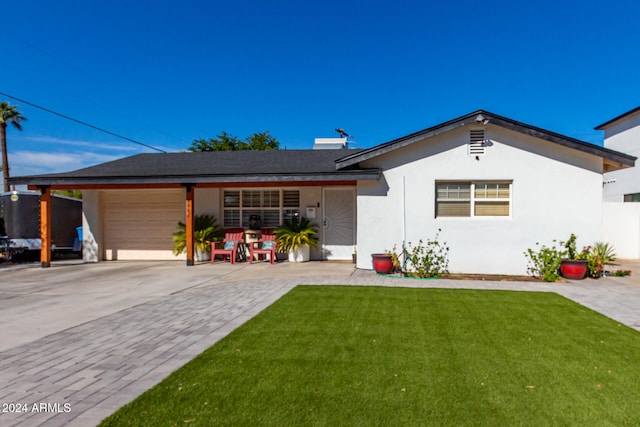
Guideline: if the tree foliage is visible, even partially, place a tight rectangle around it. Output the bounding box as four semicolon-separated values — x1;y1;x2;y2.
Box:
52;190;83;199
189;131;279;152
1;101;27;192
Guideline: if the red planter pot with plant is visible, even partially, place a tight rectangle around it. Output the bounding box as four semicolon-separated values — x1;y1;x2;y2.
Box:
560;259;588;280
559;234;588;280
371;253;395;274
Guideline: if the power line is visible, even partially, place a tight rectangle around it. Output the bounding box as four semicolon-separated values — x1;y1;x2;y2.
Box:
3;32;197;143
0;91;167;153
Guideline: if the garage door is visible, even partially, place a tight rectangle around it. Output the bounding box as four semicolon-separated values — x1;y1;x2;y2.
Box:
103;189;184;260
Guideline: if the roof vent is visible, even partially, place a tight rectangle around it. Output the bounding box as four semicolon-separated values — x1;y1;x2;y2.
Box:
468;129;486;156
313;138;347;150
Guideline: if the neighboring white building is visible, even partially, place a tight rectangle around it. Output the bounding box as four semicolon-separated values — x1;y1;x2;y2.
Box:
599;106;640;202
8;110;636;274
598;106;640;258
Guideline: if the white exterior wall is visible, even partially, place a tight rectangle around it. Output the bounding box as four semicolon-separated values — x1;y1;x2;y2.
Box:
602;111;640;202
356;125;604;275
195;188;220;218
81;190;101;263
603;202;640;259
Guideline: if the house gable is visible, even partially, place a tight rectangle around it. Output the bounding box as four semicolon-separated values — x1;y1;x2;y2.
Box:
352;110;628;275
597;106;640;153
337;110;635;173
599;106;640;203
595;105;640;132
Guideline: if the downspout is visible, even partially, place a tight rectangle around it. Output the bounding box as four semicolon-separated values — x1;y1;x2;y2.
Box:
402;176;407;268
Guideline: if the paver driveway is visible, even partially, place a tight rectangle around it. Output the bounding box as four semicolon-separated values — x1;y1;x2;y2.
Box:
0;260;639;426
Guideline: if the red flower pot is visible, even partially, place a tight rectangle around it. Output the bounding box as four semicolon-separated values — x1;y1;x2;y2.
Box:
371;254;394;274
560;259;588;280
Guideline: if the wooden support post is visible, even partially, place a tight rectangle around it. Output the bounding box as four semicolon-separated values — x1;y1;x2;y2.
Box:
185;185;195;266
40;186;52;268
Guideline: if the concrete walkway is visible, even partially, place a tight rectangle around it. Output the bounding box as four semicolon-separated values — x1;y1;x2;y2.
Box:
0;260;639;426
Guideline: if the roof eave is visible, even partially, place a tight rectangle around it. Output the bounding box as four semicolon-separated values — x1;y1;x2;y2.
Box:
595;105;640;130
9;170;381;189
487;115;636;169
336;111;484;169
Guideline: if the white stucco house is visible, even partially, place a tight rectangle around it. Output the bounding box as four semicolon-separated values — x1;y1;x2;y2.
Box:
598;106;640;258
9;110;635;274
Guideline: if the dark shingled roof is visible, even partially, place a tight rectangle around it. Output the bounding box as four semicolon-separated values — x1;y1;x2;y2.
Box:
11;110;635;189
9;149;381;187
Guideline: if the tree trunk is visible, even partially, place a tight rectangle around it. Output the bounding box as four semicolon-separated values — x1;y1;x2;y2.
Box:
1;123;9;192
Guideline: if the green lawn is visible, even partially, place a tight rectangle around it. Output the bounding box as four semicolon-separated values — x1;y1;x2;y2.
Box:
100;286;640;426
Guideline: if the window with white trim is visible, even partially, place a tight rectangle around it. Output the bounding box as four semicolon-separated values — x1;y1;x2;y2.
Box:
436;181;511;217
223;189;300;228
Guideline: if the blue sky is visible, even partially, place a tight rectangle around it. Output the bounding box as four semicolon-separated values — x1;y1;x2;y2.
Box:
2;0;640;177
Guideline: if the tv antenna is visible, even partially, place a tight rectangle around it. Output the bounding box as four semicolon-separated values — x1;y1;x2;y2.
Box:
334;128;354;139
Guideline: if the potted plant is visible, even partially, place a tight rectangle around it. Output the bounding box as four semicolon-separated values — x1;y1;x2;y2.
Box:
172;214;222;262
590;241;616;278
371;253;395;274
372;244;400;274
275;216;319;262
560;234;588;280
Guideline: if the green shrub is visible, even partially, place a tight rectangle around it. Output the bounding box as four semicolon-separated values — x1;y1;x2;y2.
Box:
593;241;617;265
612;269;631;277
563;233;578;259
172;214;222;255
385;244;401;271
404;229;449;278
527;235;618;280
524;240;564;282
577;241;617;278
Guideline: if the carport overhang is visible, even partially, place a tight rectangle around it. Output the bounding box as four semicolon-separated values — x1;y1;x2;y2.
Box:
13;170;381;268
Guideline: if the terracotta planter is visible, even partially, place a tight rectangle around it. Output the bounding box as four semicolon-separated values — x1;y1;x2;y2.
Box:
371;253;394;274
560;259;588;280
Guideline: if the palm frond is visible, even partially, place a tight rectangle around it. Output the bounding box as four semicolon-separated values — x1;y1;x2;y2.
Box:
275;216;319;252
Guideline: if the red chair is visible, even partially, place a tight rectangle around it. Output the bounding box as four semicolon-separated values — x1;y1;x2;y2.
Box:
211;232;244;264
249;234;277;264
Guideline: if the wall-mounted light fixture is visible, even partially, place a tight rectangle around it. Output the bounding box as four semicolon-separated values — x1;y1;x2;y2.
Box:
475;114;490;125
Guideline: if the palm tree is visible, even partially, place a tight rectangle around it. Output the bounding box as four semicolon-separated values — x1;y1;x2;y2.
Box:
0;102;27;192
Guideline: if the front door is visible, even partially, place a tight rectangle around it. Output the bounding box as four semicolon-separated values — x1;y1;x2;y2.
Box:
322;188;355;260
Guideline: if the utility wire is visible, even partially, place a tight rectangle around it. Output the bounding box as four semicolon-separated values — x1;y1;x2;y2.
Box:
0;91;167;153
3;32;194;142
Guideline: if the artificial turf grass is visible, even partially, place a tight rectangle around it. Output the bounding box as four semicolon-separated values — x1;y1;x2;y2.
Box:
100;286;640;426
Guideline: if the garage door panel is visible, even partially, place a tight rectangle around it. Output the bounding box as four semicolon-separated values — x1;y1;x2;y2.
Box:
103;190;184;260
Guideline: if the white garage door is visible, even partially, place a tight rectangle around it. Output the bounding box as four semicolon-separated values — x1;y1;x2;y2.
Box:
103;189;184;260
